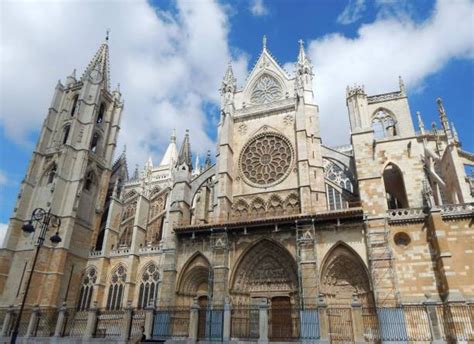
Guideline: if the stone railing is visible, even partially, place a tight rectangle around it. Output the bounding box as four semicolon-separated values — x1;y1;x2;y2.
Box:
440;203;474;219
110;246;130;257
387;208;426;223
88;250;103;258
138;245;162;254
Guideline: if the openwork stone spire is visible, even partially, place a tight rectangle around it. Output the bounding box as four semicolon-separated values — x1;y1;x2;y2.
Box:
437;97;453;142
82;33;111;90
221;62;236;94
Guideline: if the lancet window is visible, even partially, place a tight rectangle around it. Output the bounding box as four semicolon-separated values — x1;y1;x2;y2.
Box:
106;265;127;310
137;264;160;308
77;268;97;311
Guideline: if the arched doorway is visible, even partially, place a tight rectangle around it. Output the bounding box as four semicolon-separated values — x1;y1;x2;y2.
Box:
176;252;211;339
320;243;375;342
383;163;408;209
230;239;298;340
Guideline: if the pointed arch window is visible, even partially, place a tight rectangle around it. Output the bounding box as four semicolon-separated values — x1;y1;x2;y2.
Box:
84;171;95;191
71;94;79;116
383;163;408;209
106;265;126;310
62;125;71;144
138;264;160;309
90;133;100;153
47;163;57;185
77;268;97;311
96;103;105;124
372;110;398;139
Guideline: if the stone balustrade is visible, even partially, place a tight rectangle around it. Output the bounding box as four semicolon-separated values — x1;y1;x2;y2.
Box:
440;202;474;219
387;207;426;223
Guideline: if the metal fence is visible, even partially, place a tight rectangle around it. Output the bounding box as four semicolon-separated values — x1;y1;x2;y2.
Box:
203;308;224;341
230;305;259;340
152;307;189;339
436;304;474;341
34;308;58;337
300;308;320;339
268;305;301;341
94;309;126;338
63;309;88;337
130;309;146;339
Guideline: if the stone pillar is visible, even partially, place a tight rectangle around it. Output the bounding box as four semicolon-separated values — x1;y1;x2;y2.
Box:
84;302;98;339
351;295;364;343
424;300;443;343
121;301;133;341
211;232;229;306
1;305;14;337
318;295;329;344
144;303;155;340
258;299;268;344
54;302;68;337
25;305;40;338
188;298;199;344
223;298;231;343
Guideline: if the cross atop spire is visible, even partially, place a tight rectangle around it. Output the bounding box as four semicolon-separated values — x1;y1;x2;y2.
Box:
106;28;110;42
263;35;267;50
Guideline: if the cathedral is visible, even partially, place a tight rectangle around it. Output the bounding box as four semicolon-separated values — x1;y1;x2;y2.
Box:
0;35;473;343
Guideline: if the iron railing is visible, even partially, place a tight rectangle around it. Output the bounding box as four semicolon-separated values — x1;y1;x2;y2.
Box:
152;307;189;339
34;308;58;337
230;305;259;340
93;309;125;338
63;309;88;337
130;309;146;339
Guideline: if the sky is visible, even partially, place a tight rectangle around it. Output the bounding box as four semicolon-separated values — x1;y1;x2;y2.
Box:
0;0;473;245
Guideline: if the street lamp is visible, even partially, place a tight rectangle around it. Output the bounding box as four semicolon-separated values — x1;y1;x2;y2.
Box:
10;208;62;344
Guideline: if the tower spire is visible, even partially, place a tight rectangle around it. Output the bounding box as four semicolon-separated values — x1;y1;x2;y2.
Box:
160;129;178;166
176;129;192;170
82;35;111;90
221;61;236;93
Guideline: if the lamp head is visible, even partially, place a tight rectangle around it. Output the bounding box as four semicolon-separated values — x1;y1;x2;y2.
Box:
22;221;35;234
50;232;62;244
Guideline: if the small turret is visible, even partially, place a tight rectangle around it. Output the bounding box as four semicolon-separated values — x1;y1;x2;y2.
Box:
160;129;178;166
204;150;212;170
176;130;192;171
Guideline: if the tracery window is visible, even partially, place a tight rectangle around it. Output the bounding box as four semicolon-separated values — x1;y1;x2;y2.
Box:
122;201;137;220
106;265;126;310
372;110;397;139
250;74;283;104
324;159;354;210
137;264;160;308
240;132;293;187
77;268;97;311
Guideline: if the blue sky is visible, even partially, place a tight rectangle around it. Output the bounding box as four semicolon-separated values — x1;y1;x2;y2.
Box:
0;0;473;243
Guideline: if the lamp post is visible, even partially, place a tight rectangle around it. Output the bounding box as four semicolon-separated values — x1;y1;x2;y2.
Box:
10;208;62;344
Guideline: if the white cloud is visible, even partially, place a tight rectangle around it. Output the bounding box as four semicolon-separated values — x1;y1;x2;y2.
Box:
337;0;366;25
0;223;7;248
250;0;269;17
0;0;248;169
309;0;474;146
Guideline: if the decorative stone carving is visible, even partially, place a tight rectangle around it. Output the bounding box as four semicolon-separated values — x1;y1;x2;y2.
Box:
283;114;293;126
240;132;294;187
238;123;248;135
250;74;283;105
232;240;297;294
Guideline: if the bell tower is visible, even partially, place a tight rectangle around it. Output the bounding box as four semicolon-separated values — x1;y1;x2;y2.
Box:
0;35;124;307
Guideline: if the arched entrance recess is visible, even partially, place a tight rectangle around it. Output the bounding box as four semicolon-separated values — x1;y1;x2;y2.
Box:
230;239;298;340
176;252;211;338
320;242;374;306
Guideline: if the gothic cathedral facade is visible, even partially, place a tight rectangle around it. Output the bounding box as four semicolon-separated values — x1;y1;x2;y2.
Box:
1;37;473;342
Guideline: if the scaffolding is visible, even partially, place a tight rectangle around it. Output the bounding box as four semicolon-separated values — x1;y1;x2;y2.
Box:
366;216;399;306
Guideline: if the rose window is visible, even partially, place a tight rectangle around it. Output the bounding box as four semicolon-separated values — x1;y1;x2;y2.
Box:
240;132;293;187
250;74;283;104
